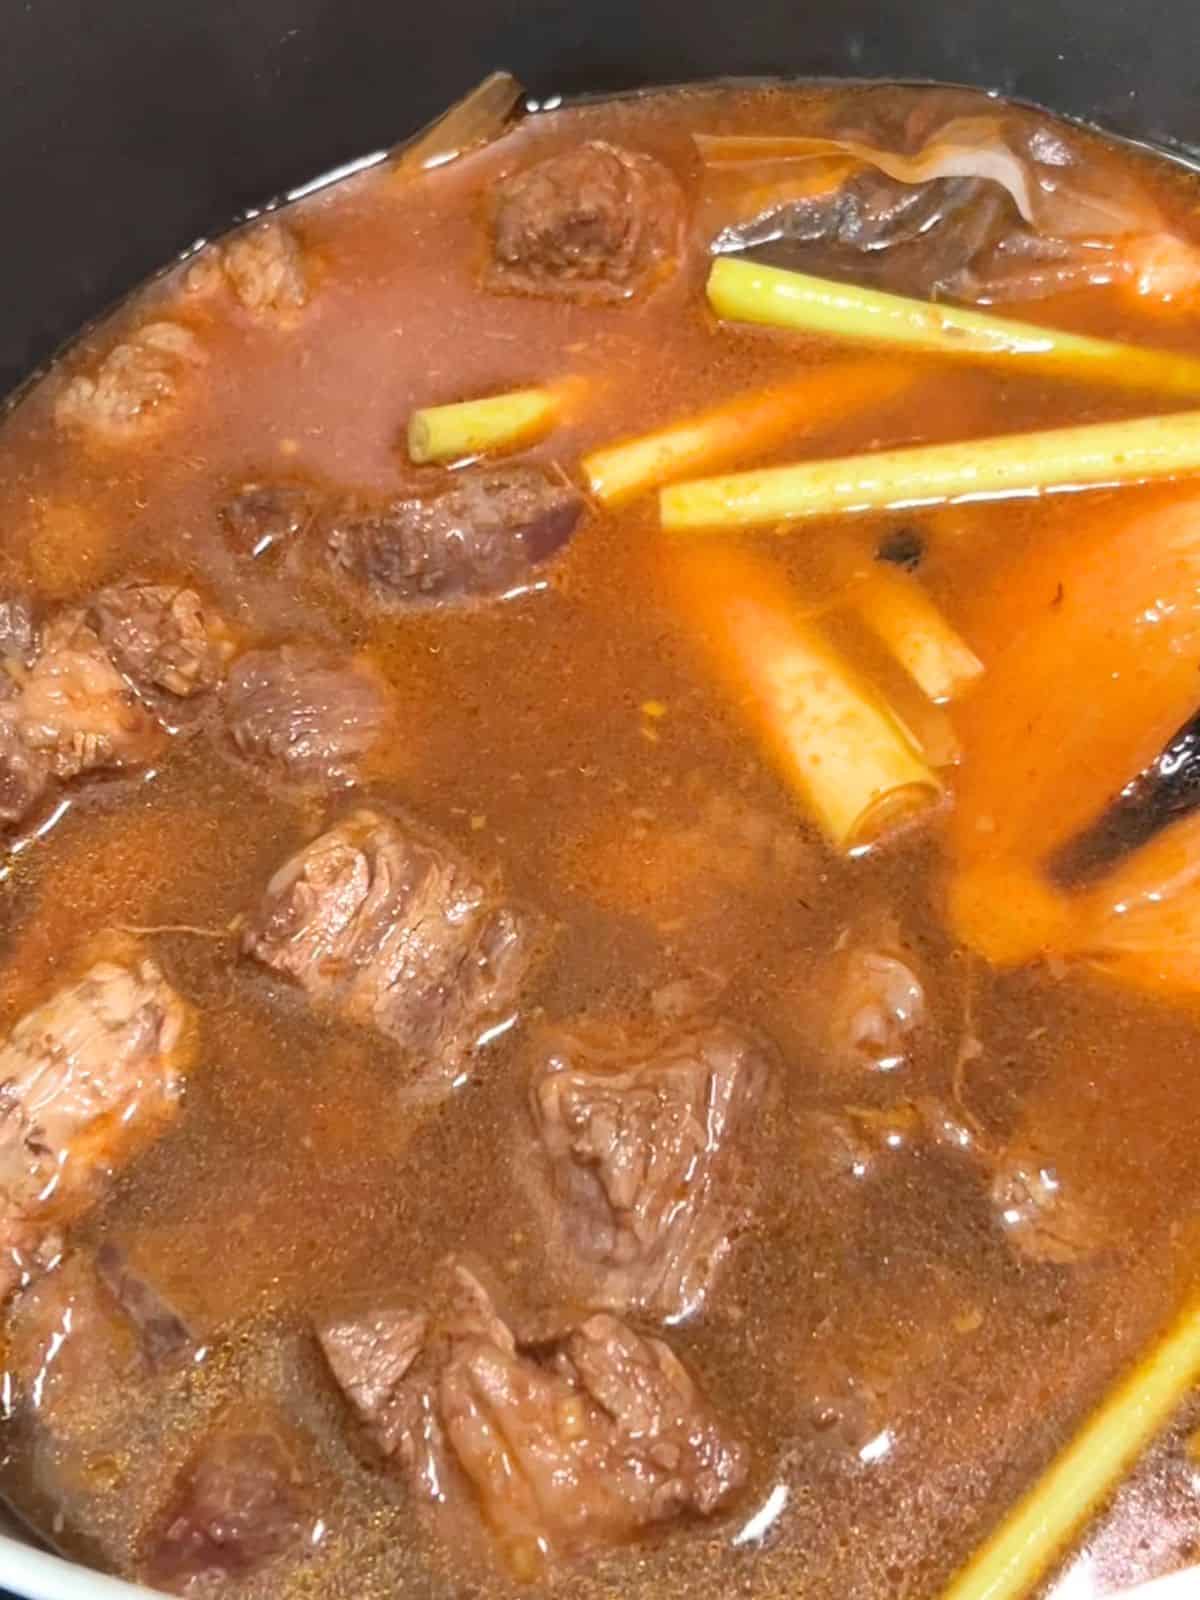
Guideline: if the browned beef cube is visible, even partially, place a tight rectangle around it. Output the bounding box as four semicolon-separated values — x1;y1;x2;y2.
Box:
0;623;142;828
142;1428;314;1594
219;218;309;315
317;1261;746;1577
221;646;392;789
243;810;536;1084
528;1018;771;1320
14;608;165;779
488;141;685;302
0;588;215;828
0;581;233;829
89;582;235;705
219;481;319;560
55;321;206;439
324;464;583;609
317;1306;429;1461
0;946;193;1301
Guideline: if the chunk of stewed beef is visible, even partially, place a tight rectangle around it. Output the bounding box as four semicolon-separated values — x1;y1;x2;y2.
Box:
95;1243;195;1369
142;1427;314;1594
55;321;205;439
317;1265;508;1498
88;582;234;706
444;1313;746;1574
3;607;164;799
219;481;319;560
0;722;51;829
324;464;583;608
528;1018;771;1320
318;1261;746;1576
243;810;536;1085
220;646;392;790
488;141;686;301
219;218;309;315
0;946;192;1301
0;582;233;829
317;1306;431;1462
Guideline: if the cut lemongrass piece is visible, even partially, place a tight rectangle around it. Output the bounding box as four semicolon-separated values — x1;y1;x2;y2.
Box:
660;410;1200;531
940;1284;1200;1600
581;360;913;505
407;384;566;464
706;257;1200;396
849;567;983;703
671;545;941;850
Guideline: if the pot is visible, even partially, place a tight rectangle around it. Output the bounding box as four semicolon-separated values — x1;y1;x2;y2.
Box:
1;1;1198;1595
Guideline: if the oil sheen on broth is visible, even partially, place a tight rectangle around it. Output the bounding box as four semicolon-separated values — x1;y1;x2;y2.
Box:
0;78;1199;1600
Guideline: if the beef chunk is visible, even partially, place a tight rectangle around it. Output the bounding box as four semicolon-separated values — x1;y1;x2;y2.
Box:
219;218;309;315
0;583;230;828
55;321;205;439
221;646;392;789
0;720;52;830
219;481;318;560
89;582;234;705
325;465;583;609
443;1313;745;1573
19;609;163;775
319;1262;746;1575
243;810;536;1084
488;142;686;302
0;947;192;1301
0;606;165;825
317;1306;430;1461
95;1243;195;1368
528;1019;771;1320
317;1266;509;1499
143;1428;313;1593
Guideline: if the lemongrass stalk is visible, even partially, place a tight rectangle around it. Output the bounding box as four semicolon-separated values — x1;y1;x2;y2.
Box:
849;567;984;703
707;257;1200;397
407;385;566;464
672;547;941;849
660;410;1200;531
940;1284;1200;1600
581;361;912;505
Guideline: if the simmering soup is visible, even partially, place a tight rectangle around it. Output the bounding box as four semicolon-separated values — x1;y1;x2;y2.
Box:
3;73;1200;1600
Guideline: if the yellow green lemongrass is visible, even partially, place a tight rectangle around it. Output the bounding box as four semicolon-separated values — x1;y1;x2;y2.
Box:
671;544;941;850
940;1284;1200;1600
407;384;570;464
660;410;1200;531
581;360;913;506
706;256;1200;396
848;566;984;703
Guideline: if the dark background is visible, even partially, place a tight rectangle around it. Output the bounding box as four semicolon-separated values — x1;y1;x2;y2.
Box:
1;0;1198;396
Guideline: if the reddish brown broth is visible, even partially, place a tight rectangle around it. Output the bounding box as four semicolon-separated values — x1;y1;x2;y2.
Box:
1;79;1200;1600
